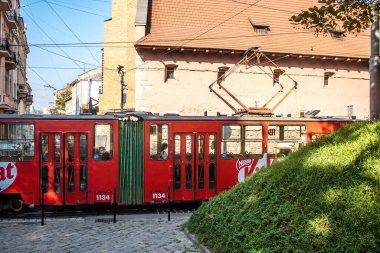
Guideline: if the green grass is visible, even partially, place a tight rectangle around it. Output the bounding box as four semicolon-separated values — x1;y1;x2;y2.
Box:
187;122;380;253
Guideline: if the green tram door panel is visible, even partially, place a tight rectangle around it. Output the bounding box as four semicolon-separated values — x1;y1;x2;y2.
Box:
119;120;144;205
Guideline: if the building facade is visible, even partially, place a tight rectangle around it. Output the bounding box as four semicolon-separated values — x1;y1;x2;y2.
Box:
67;68;102;115
101;0;370;119
0;0;31;114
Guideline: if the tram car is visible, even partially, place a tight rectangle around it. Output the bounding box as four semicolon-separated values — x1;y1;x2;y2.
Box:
0;113;351;212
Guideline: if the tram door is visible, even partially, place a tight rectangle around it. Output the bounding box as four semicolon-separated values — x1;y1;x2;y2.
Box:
64;133;88;204
40;133;88;205
173;133;217;201
40;133;63;205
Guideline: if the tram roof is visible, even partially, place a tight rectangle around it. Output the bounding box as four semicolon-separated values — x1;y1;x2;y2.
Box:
118;112;356;122
0;114;117;120
0;112;356;122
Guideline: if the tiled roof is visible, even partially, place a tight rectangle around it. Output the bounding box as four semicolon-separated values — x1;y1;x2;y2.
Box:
136;0;370;59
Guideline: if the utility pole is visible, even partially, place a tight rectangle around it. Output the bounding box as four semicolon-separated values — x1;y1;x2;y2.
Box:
117;65;126;113
87;76;92;114
75;81;80;115
370;1;380;120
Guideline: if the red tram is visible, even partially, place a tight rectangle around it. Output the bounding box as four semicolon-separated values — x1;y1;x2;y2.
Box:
0;113;351;212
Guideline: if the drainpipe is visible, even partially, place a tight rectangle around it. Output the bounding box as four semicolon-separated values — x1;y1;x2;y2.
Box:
370;1;380;120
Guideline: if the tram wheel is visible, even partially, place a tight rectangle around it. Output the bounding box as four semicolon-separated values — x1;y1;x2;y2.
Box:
9;199;24;213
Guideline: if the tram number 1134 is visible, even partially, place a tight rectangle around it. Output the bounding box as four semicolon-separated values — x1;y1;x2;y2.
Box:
95;193;113;202
152;192;166;201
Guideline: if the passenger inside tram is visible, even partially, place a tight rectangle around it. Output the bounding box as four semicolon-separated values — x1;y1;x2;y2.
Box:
159;143;168;160
94;146;111;160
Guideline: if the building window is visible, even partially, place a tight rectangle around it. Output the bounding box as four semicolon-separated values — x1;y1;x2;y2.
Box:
217;67;229;84
324;72;334;86
248;17;270;34
273;69;284;85
165;64;177;82
329;29;345;40
254;27;270;34
99;83;103;94
347;105;354;118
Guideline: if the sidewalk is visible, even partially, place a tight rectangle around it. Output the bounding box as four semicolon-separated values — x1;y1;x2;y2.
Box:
0;213;202;253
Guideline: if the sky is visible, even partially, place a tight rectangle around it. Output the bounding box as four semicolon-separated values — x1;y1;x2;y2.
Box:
21;0;112;110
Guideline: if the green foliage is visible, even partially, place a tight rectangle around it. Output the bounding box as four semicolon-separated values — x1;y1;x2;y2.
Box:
49;89;72;115
290;0;379;34
187;122;380;253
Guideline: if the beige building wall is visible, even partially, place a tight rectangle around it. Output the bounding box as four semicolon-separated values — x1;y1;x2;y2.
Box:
103;0;369;119
100;0;138;113
135;51;369;119
0;0;30;114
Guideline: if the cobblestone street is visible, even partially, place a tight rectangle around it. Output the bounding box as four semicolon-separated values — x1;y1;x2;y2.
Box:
0;213;203;253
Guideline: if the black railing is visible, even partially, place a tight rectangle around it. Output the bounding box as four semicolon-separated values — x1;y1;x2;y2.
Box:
25;95;33;104
6;10;18;24
0;38;11;53
5;52;17;64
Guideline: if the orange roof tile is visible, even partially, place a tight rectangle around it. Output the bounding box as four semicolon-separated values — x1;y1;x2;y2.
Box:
136;0;370;59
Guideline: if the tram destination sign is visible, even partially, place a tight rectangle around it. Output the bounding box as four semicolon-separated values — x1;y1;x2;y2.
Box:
0;143;22;150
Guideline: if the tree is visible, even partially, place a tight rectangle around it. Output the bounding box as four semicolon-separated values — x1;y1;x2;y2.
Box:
49;89;72;115
290;0;380;119
290;0;379;34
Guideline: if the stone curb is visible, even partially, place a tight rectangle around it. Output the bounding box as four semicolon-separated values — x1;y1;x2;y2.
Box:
184;227;212;253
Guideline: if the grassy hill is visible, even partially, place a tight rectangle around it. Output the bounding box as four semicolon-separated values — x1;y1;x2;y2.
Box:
187;122;380;253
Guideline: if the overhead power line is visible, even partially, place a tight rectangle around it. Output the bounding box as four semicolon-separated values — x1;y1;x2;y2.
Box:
20;30;337;47
23;9;83;69
44;0;102;66
43;1;110;18
27;63;56;88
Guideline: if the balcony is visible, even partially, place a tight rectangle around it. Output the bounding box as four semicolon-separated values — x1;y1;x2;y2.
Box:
17;84;29;98
0;94;17;113
0;0;12;12
5;10;18;30
5;52;17;69
0;38;11;57
18;16;25;29
25;95;33;106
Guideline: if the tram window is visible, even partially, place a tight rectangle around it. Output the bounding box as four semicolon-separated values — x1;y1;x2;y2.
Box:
185;164;192;190
198;135;205;161
209;163;216;189
149;124;169;161
198;164;205;190
80;165;87;192
174;164;181;190
93;124;113;161
221;125;263;159
68;135;75;163
54;166;60;193
209;135;216;161
244;126;263;158
185;135;192;161
80;135;88;162
41;135;49;163
0;123;35;162
42;166;49;193
221;125;241;159
54;135;60;163
174;135;181;162
68;165;75;193
267;125;307;158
